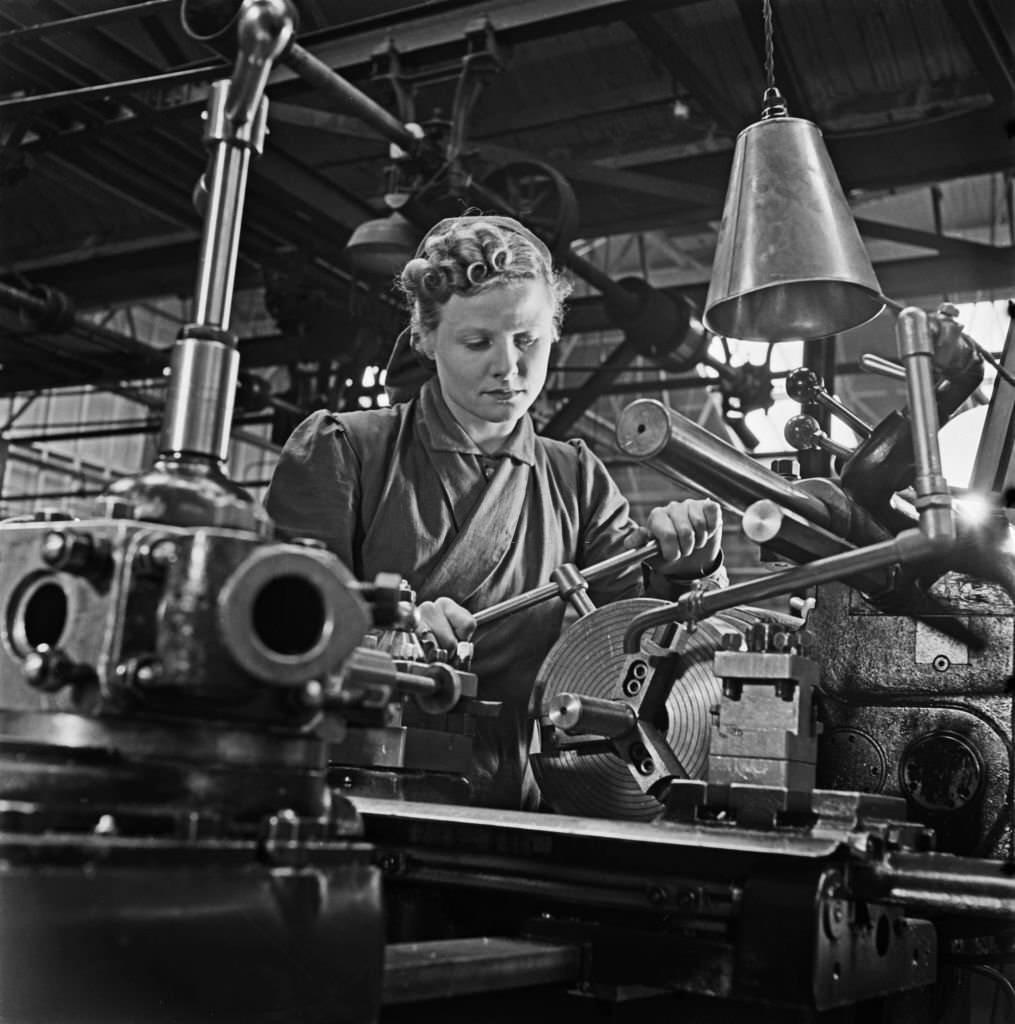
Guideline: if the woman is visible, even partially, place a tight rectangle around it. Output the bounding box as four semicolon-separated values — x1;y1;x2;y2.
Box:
265;214;725;808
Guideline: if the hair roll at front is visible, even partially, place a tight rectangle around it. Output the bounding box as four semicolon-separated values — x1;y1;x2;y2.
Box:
399;218;571;348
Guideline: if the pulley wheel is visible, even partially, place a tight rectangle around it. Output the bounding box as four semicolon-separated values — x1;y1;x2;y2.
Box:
474;160;579;259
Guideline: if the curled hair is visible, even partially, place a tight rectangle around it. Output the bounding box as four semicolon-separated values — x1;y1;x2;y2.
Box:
398;218;571;347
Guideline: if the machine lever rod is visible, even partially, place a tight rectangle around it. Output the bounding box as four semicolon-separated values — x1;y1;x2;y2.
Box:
281;43;424;158
859;353;907;380
474;541;659;627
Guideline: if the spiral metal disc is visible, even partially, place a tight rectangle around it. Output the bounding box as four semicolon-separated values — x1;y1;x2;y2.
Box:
532;598;753;821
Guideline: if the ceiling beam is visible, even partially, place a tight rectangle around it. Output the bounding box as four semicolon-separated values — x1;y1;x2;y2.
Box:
562;248;1015;336
623;12;746;134
856;218;1014;267
0;0;175;45
624;104;1014;222
1;0;693;124
298;0;698;79
875;250;1015;304
477;141;726;208
942;0;1015;111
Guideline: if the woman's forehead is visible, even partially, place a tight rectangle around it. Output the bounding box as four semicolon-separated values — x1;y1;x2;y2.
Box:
438;279;555;333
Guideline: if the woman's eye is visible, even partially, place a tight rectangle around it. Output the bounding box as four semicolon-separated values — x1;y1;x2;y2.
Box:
516;335;537;348
464;338;490;350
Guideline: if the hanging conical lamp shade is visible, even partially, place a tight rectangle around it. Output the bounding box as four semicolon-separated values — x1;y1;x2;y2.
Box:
344;211;420;277
704;97;884;342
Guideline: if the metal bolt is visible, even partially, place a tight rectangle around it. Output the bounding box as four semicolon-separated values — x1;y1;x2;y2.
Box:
647;886;668;906
453;640;474;670
932;654;950;672
722;679;743;701
147;538;179;570
823;897;848;940
263;808;300;845
134;660;164;687
720;632;742;651
771;631;791;651
23;644;93;693
103;500;135;519
40;530;68;566
622;678;641;697
748;622;773;652
40;529;111;578
289;536;326;549
23;648;52;690
302;680;324;708
94;814;118;836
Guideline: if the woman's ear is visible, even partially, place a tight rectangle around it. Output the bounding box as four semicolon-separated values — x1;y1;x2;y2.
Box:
414;329;436;362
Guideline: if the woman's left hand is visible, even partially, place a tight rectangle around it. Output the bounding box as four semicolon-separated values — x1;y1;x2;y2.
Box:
624;498;723;577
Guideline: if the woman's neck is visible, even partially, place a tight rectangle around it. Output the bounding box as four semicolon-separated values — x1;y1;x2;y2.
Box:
443;393;522;453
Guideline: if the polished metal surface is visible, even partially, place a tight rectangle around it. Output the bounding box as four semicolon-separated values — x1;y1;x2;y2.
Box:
383;938;581;1005
473;541;658;627
896;307;952;519
532;598;727;821
351;795;844;858
217;541;369;683
192;83;266;330
704;114;884;342
616;399;835;528
160;337;240;461
226;0;294;126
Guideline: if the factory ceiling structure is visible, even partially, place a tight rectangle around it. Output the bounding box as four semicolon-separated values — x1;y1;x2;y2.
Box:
0;0;1012;411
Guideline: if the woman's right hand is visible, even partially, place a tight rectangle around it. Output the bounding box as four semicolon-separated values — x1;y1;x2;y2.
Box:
417;596;476;652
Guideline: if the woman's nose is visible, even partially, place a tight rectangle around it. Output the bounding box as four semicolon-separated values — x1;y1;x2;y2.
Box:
490;339;520;378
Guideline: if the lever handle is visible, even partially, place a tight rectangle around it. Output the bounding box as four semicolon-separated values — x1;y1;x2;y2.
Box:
859;353;907;380
474;541;660;627
786;367;873;439
785;414;855;461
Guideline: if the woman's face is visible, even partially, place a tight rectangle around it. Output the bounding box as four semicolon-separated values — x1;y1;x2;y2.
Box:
417;278;555;443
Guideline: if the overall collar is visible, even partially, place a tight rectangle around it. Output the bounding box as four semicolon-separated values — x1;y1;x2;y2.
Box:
419;378;536;466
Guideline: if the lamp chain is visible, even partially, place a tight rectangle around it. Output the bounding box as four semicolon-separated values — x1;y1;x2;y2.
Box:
763;0;775;92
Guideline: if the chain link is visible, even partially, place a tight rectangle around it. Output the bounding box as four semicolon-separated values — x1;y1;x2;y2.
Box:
763;0;775;92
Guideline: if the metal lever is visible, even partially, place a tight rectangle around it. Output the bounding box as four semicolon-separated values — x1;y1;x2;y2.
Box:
859;353;907;380
474;541;660;627
786;366;873;439
784;414;855;461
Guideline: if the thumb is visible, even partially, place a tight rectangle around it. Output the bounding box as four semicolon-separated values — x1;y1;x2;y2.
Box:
623;526;651;550
703;500;721;534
